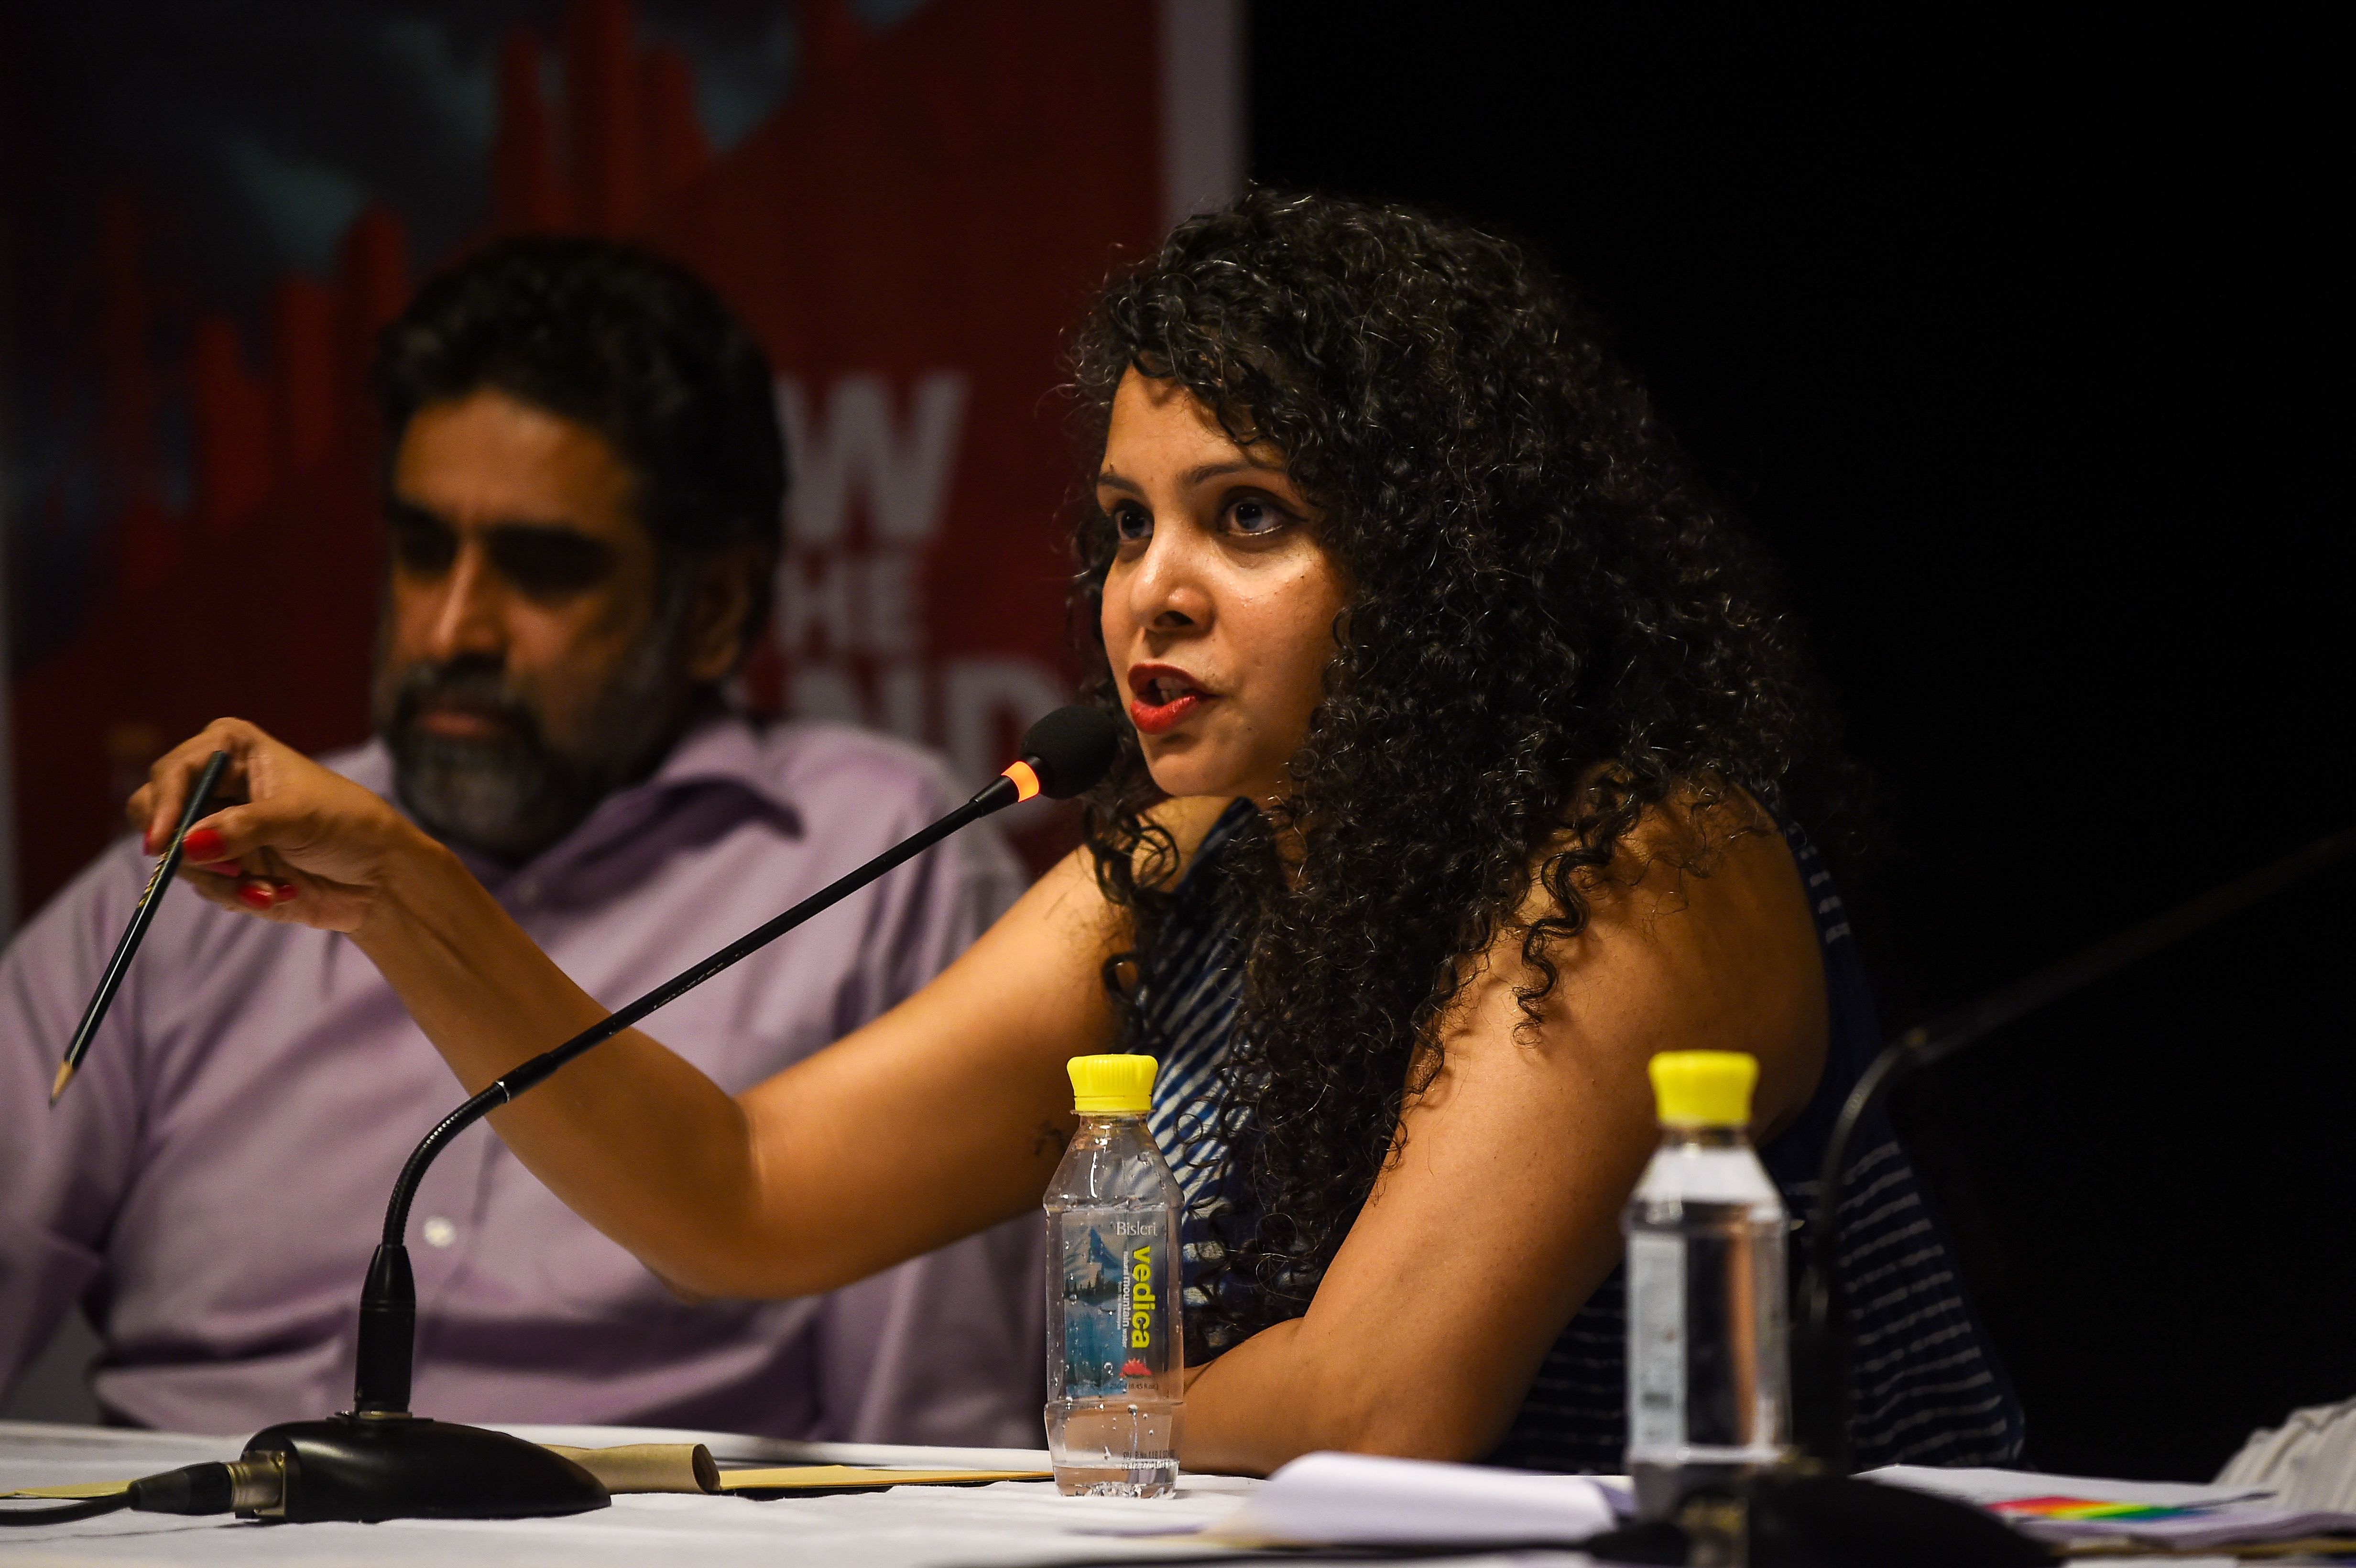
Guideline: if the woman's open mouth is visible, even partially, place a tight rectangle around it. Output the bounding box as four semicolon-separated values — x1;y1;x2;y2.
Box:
1127;665;1214;735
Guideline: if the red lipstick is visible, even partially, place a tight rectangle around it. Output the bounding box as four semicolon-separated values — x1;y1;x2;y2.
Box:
1127;664;1213;736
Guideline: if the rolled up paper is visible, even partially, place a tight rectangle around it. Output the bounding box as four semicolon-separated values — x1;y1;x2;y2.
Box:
715;1465;1051;1494
542;1443;721;1495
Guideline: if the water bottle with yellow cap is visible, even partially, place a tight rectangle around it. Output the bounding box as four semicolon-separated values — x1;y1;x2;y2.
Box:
1042;1054;1184;1496
1625;1050;1790;1520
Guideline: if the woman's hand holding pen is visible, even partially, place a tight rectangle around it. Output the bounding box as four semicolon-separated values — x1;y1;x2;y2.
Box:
128;718;439;937
126;719;633;1116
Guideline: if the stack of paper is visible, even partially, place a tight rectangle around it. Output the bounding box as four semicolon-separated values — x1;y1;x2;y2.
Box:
1868;1464;2356;1552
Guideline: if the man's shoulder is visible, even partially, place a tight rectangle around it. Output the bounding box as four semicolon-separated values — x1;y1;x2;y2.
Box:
316;737;394;796
730;719;1025;906
742;719;972;824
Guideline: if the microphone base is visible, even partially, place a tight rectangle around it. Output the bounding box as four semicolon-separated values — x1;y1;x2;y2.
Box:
240;1413;610;1523
1739;1470;2054;1567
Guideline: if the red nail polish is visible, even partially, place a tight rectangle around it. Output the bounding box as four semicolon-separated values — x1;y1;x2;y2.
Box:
237;883;274;910
271;882;299;904
184;827;226;862
143;829;159;855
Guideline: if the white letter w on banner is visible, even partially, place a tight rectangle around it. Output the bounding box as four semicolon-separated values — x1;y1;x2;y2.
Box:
775;373;969;546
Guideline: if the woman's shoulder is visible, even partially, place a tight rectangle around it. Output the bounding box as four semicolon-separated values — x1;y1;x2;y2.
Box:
1524;775;1792;916
1539;780;1818;982
1488;778;1828;1130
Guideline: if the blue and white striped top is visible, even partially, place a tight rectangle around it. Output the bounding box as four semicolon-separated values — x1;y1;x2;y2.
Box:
1130;799;2028;1472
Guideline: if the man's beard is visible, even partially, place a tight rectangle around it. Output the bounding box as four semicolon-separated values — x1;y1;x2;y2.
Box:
374;586;698;864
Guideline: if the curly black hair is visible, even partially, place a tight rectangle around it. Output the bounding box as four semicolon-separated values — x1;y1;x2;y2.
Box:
1068;190;1856;1342
372;235;786;649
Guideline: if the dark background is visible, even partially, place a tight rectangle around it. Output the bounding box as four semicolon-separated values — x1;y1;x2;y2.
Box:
3;4;2344;1480
0;0;841;676
1249;12;2346;1478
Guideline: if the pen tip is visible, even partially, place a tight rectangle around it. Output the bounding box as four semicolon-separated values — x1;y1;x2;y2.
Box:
49;1060;73;1106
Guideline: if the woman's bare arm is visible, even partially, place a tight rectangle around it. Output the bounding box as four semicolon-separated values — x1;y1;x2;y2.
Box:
1178;795;1829;1473
131;718;1133;1298
383;837;1122;1297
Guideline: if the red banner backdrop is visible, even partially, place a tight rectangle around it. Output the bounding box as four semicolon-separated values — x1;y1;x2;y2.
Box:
6;0;1241;915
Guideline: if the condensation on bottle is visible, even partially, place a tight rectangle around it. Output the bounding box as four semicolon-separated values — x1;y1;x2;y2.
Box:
1043;1054;1184;1497
1625;1050;1790;1521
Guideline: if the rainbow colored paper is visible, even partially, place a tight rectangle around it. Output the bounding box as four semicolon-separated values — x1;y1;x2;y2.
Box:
1990;1495;2209;1522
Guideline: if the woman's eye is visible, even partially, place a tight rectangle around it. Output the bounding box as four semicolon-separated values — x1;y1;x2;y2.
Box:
1112;504;1153;543
1227;497;1286;536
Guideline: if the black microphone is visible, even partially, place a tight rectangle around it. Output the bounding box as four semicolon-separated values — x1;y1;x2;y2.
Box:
226;704;1118;1524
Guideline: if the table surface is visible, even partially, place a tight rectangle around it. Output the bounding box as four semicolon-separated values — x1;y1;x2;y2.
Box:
0;1419;1507;1568
3;1422;2248;1568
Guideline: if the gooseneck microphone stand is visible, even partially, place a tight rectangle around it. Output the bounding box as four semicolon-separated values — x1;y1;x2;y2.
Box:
1791;822;2356;1472
349;761;1044;1421
224;705;1119;1523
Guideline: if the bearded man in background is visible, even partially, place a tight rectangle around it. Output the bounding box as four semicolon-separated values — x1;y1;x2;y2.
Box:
0;238;1040;1443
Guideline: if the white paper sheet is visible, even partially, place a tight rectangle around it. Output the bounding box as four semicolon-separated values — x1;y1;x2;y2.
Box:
1863;1463;2272;1510
1203;1450;1615;1546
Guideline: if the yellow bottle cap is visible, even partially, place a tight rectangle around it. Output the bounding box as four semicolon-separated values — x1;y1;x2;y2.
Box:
1648;1051;1759;1128
1068;1054;1157;1115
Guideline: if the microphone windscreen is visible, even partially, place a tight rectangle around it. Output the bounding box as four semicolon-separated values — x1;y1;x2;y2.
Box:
1018;705;1121;799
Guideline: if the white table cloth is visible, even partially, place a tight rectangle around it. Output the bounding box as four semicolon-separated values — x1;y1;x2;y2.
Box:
5;1421;2240;1567
0;1419;1585;1566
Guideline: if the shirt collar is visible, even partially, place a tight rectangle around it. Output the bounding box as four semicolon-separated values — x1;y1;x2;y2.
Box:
636;711;802;819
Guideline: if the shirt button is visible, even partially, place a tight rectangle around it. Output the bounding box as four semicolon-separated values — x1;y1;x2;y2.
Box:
422;1217;458;1249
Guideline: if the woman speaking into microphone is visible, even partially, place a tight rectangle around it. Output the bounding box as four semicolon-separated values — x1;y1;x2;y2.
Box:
131;192;2021;1476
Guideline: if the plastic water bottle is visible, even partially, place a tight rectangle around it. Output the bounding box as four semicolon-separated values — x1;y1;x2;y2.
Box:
1043;1054;1184;1497
1625;1050;1790;1521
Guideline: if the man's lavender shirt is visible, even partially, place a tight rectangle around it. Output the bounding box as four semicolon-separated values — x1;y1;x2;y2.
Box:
0;715;1043;1442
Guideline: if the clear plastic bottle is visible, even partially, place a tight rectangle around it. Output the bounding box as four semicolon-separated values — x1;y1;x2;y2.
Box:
1624;1050;1789;1521
1043;1054;1184;1497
